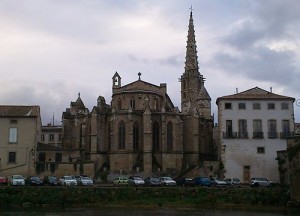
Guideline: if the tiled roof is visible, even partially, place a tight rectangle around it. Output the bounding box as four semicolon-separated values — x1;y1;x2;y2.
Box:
0;105;40;117
37;142;62;151
216;87;295;104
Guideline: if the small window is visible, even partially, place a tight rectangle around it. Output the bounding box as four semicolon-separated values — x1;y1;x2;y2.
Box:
257;147;265;154
268;103;275;110
225;103;232;109
238;103;246;109
10;119;17;124
130;98;136;109
8;152;16;163
55;153;62;162
41;134;45;141
49;134;54;142
253;103;261;110
58;134;62;141
281;103;289;110
9;128;18;143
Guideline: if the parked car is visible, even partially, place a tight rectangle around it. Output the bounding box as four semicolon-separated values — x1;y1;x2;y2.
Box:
194;176;211;187
113;176;129;186
225;178;241;187
59;176;77;186
75;175;93;186
210;177;227;187
128;176;145;186
10;175;25;186
250;177;274;187
159;177;176;186
176;177;194;187
144;177;161;186
0;176;9;185
43;176;59;186
25;176;43;186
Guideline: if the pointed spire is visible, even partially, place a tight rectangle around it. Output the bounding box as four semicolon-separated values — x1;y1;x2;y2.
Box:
185;7;199;74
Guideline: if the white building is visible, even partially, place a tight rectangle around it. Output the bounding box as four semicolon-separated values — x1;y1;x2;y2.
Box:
216;87;295;183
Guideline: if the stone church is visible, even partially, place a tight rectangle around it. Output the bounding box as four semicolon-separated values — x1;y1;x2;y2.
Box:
61;11;214;177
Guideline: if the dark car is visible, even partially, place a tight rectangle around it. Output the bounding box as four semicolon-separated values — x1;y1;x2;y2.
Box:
144;177;161;186
194;176;212;187
42;176;59;186
176;177;194;187
25;176;43;186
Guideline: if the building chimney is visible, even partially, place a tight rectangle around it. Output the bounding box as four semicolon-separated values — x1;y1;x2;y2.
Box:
236;88;238;94
270;87;272;93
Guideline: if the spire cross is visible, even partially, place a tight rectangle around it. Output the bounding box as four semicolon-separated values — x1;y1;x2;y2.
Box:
138;72;141;80
189;5;194;12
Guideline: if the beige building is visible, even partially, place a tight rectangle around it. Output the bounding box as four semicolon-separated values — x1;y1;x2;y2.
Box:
41;124;63;147
0;105;42;177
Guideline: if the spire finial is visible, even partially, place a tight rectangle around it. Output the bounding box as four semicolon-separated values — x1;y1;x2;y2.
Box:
189;5;194;13
78;92;80;98
138;72;141;80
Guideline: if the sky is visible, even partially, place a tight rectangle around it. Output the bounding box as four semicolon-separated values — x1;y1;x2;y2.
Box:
1;0;300;125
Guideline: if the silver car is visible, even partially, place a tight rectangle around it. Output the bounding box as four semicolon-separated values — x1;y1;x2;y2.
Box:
75;175;93;186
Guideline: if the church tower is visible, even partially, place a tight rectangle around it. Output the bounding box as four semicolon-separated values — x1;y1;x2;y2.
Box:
181;10;211;118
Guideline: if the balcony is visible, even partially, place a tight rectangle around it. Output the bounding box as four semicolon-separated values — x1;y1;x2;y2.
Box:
268;132;278;139
253;132;264;139
280;132;294;139
238;132;248;139
223;132;237;139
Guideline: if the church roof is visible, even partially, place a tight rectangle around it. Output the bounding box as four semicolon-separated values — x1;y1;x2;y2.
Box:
216;87;295;104
37;142;63;151
197;86;211;101
0;105;40;117
71;96;85;109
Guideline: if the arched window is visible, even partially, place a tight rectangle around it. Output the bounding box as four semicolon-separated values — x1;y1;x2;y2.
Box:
118;121;125;149
152;121;160;151
167;122;173;151
130;98;136;109
133;122;139;150
117;98;122;110
154;98;159;111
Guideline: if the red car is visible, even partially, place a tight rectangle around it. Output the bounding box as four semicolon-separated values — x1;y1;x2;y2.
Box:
0;176;9;185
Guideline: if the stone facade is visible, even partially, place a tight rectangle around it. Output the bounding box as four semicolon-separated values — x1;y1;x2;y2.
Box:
58;11;214;178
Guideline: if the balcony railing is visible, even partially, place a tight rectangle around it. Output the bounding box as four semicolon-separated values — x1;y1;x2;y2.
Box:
268;132;278;139
253;132;264;139
223;132;237;139
280;132;294;139
238;132;249;138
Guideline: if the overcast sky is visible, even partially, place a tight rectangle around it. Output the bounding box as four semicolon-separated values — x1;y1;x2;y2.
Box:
1;0;300;125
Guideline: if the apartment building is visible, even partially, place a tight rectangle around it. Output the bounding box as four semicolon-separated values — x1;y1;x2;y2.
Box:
0;106;42;177
216;87;295;183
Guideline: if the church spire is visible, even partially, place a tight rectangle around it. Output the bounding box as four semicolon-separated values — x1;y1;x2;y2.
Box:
180;9;211;116
185;9;199;74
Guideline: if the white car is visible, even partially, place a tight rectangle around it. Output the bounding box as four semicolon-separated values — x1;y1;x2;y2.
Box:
10;175;25;186
250;177;274;187
75;176;93;186
160;177;176;186
59;176;77;186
